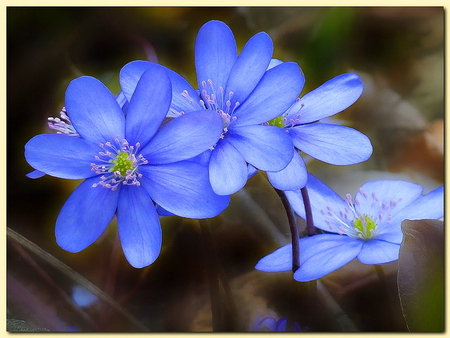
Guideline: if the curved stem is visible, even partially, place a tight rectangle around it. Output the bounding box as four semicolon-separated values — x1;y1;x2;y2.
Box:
301;186;316;236
275;189;300;272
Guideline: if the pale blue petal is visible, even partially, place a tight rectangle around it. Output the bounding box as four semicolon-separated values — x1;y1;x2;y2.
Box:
267;58;283;70
117;185;162;268
285;173;347;233
140;161;230;218
65;76;125;144
120;60;201;113
195;20;237;107
55;177;119;252
209;139;248;195
266;151;307;191
289;123;373;165
232;62;304;126
287;73;363;124
355;180;423;217
294;234;364;282
25;134;99;179
125;67;172;146
357;240;400;264
225;32;273;105
142;110;222;164
255;243;293;272
227;125;294;171
26;170;46;179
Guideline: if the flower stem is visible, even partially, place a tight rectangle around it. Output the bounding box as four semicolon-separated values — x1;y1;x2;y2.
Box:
274;189;300;272
301;186;316;236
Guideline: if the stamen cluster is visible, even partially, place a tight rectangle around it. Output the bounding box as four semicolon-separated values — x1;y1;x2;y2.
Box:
47;107;79;136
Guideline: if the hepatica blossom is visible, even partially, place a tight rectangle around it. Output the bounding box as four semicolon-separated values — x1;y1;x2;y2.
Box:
251;315;301;332
24;67;229;268
119;20;304;195
256;174;443;281
264;66;373;191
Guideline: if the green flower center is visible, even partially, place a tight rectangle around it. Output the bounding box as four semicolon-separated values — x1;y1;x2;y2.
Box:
110;151;134;176
352;215;377;240
267;115;285;128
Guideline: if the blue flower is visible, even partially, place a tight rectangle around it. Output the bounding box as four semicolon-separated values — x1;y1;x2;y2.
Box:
119;20;304;195
264;65;373;191
256;174;443;281
24;67;229;268
251;315;301;331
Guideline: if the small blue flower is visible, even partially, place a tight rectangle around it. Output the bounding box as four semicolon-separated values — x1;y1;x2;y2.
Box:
251;315;301;331
120;20;304;195
264;64;373;191
25;67;229;268
256;174;443;281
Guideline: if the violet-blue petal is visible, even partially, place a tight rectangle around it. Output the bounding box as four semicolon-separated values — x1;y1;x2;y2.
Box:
357;240;400;265
209;139;248;195
142;110;222;165
65;76;125;144
255;243;292;272
26;170;46;179
289;123;373;165
288;73;363;124
225;32;273;105
355;180;423;217
117;185;162;268
140;162;230;218
294;234;364;282
232;62;304;126
25;134;99;179
125;67;172;146
55;177;118;252
285;173;347;233
266;151;307;191
227;125;294;171
195;20;237;107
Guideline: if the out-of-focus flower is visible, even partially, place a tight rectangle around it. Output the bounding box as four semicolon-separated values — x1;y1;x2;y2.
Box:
251;315;301;331
265;65;373;191
72;285;98;308
25;67;229;268
120;20;304;195
256;174;444;281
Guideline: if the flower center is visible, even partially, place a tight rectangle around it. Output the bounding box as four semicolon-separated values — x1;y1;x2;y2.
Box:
91;137;148;191
267;115;285;128
352;214;377;240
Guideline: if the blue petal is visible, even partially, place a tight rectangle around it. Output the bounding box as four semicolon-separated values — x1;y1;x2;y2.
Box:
25;134;99;179
55;177;118;252
287;73;363;124
117;185;162;268
225;32;273;105
227;125;294;171
65;76;125;144
255;243;293;272
289;123;373;165
26;170;46;179
294;234;364;282
142;110;223;164
267;58;283;70
140;161;230;218
120;61;201;113
357;240;400;264
266;151;307;191
232;62;304;126
284;173;347;233
209;139;248;195
125;67;172;146
195;20;237;107
355;180;424;218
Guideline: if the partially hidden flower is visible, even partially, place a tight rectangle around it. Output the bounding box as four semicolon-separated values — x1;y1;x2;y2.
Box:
24;67;229;268
251;315;301;332
256;174;443;281
264;62;373;191
119;20;304;195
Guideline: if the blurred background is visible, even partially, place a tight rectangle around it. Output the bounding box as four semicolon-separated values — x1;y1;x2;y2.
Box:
7;7;444;332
